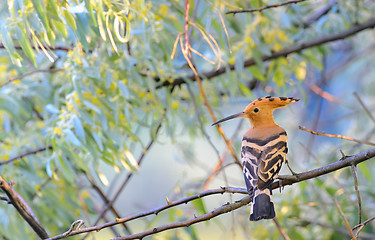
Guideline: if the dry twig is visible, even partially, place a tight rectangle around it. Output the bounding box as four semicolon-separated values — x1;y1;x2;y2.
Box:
226;0;307;14
334;198;357;240
299;126;375;146
351;165;362;224
0;146;53;166
158;18;375;89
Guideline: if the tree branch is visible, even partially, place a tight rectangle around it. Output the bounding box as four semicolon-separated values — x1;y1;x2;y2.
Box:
0;176;49;239
0;69;64;88
276;147;375;187
302;0;337;28
91;111;165;225
226;0;307;14
0;43;70;52
112;195;252;240
157;18;375;89
334;198;357;240
0;146;53;166
46;147;375;240
298;126;375;146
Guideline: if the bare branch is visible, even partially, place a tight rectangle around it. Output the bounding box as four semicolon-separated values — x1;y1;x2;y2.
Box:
351;165;362;224
86;174;131;234
90;110;166;228
334;198;357;240
353;216;375;238
303;0;337;28
226;0;307;14
46;148;375;240
0;176;49;239
272;218;291;240
112;195;252;240
276;147;375;187
0;43;70;52
0;146;53;166
298;126;375;146
157;18;375;89
45;187;247;240
0;69;64;88
354;92;375;123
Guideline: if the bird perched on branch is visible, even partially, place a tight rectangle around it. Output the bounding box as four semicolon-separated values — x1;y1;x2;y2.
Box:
212;96;299;221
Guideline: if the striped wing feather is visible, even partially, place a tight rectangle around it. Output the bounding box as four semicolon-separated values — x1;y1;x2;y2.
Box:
241;131;287;192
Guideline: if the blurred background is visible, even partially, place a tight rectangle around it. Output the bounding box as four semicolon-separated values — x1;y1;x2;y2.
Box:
0;0;374;239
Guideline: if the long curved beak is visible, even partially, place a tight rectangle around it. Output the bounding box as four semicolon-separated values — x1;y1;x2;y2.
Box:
211;112;246;126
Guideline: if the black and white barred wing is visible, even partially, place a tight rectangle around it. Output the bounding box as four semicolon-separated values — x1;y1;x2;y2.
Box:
241;131;288;192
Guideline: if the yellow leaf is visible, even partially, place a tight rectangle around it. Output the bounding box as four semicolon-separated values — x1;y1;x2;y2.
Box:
54;127;63;135
98;172;109;186
125;149;138;169
295;61;307;80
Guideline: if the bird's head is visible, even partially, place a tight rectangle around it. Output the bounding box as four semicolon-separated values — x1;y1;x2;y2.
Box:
212;96;299;127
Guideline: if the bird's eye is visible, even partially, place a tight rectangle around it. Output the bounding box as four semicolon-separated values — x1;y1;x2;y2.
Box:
254;108;259;113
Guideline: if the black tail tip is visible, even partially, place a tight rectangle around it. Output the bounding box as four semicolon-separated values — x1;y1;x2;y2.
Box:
249;193;275;221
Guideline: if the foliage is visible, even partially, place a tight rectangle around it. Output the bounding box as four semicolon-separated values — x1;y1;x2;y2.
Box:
0;0;375;239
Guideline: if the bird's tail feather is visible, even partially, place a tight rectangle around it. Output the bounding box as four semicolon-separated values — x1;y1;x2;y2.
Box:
249;187;275;221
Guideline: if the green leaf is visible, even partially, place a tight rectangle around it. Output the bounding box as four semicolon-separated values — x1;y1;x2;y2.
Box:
31;0;50;32
249;66;266;81
358;162;372;181
15;27;37;66
63;9;77;31
1;26;23;65
92;131;104;152
73;115;86;143
192;197;207;216
65;129;82;146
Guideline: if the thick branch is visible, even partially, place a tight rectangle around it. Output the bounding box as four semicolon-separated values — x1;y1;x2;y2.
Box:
0;176;49;239
226;0;307;14
157;18;375;89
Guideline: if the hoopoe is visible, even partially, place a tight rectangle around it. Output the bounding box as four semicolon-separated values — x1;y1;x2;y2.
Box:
212;96;299;221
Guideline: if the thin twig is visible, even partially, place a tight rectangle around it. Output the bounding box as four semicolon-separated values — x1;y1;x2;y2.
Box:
299;126;375;146
272;218;291;240
353;92;375;123
46;147;375;240
178;1;241;168
89;110;166;229
305;79;342;103
299;218;375;239
86;174;131;234
302;0;337;28
0;145;53;165
353;216;375;238
0;176;49;239
0;43;70;51
0;69;64;88
226;0;307;14
203;119;244;190
334;198;357;240
157;18;375;89
0;195;10;203
350;165;362;224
